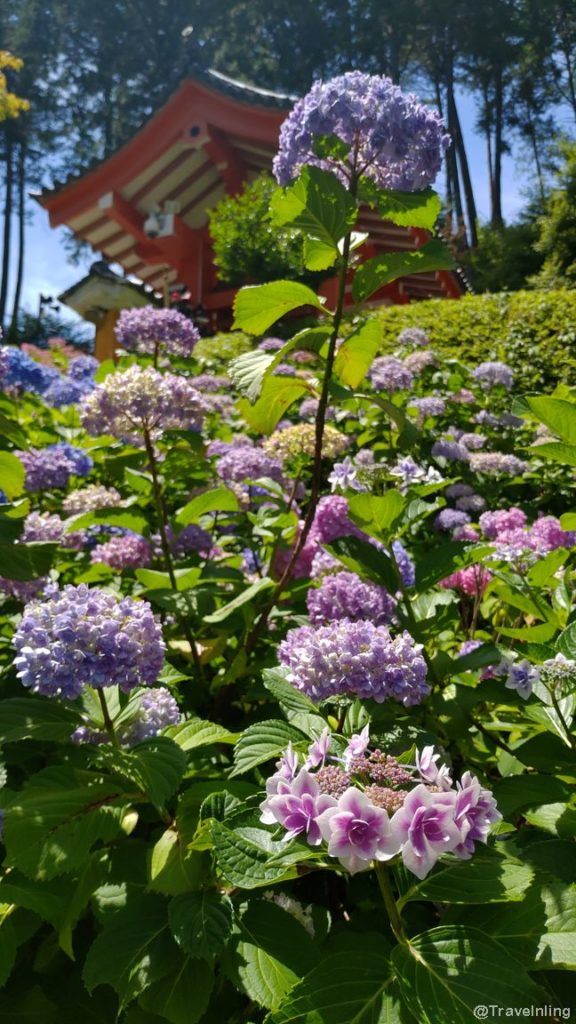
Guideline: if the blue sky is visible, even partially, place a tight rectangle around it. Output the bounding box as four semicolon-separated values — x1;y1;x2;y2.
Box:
14;90;535;328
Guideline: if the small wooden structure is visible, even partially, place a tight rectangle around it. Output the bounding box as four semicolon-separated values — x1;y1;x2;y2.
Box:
37;68;466;329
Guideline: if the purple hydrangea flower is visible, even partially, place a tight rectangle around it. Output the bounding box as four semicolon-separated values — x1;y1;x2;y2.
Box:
391;540;415;588
504;659;538;700
317;787;402;873
261;768;337;844
431;439;470;462
122;687;181;744
63;484;123;515
469;452;528;476
479;508;527;539
2;346;58;394
411;396;446;419
310;495;363;544
279;620;429;705
304;727;332;769
192;373;229;392
398;327;429;347
529;516;576;552
455;494;486;512
90;533;152;569
390;784;462;879
471;361;514;390
273;71;449;191
306;570;396;626
18;443;92;492
370;356;413;393
116;307;200;358
328;457;367;492
171;523;213;556
68;354;99;381
80;366;205;445
13;584;165;699
258;337;285;352
342;725;371;769
404;349;437;373
44;376;92;408
434;508;471;532
0;577;48;603
453;772;502;857
215;444;284;485
415;746;453;790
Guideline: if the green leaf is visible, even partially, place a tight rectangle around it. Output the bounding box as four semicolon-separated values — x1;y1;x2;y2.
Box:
333;320;383;388
555;620;576;659
0;986;57;1022
392;926;546;1024
0;452;25;500
166;718;237;750
0;697;79;744
83;895;175;1009
524;395;576;443
66;508;148;533
493;775;573;818
415;542;489;592
237;375;311;434
3;766;132;880
0;914;17;987
149;829;207;896
230;326;331;403
232;281;326;334
135;567;200;592
0;413;28;449
235;900;319;1009
0;541;57;581
523;803;576;838
139;955;214;1024
529;441;576;467
271;165;356;250
352;240;455;303
499;622;557;642
212;824;302;889
231;719;308;776
168;891;233;960
303;236;338;270
399;850;533;907
102;738;186;808
262;669;321;718
348;491;406;541
359;180;442;230
267;944;401;1024
326;535;398;592
204;577;275;624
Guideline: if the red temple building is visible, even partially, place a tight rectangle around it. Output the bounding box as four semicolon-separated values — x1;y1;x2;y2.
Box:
35;69;466;337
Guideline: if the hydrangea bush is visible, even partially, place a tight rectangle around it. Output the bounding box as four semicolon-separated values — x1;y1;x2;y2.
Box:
0;71;573;1024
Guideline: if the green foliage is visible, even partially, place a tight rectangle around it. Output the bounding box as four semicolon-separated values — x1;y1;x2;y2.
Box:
464;220;543;293
372;289;576;391
532;139;576;289
209;173;316;286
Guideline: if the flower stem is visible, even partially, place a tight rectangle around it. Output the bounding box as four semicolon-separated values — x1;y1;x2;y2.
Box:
245;201;357;656
97;688;120;748
143;428;204;682
374;863;407;944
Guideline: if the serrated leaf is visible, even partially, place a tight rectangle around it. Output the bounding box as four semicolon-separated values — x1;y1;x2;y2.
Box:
237;375;312;434
392;926;546;1024
83;895;175;1009
231;720;308;776
0;451;25;499
529;441;576;466
230;327;330;404
303;236;338;270
326;535;398;592
168;891;233;959
149;828;207;896
235;900;319;1009
555;620;576;659
524;396;576;443
352;240;454;303
0;697;79;744
359;180;442;230
271;165;357;248
166;718;237;750
348;491;406;541
212;824;302;889
232;281;326;334
139;955;214;1024
333;320;383;388
399;850;533;907
101;738;186;808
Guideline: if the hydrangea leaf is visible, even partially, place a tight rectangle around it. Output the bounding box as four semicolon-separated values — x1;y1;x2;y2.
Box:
399;849;534;906
0;451;25;499
212;824;305;889
348;491;406;541
523;396;576;444
232;281;327;335
0;541;57;581
359;180;442;230
271;165;357;250
333;320;383;388
175;487;239;525
204;577;275;625
303;236;338;271
97;738;187;809
168;891;233;960
231;719;308;777
233;900;319;1010
139;954;214;1024
392;926;547;1023
230;327;330;404
237;376;312;434
0;697;79;744
352;239;455;303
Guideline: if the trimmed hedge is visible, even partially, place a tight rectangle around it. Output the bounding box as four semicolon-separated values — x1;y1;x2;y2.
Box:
372;289;576;391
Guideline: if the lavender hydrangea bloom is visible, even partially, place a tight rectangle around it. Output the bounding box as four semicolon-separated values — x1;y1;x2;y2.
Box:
63;484;123;515
317;788;402;873
304;727;332;769
279;620;429;705
390;784;462;879
116;307;200;357
80;366;205;445
391;540;415;587
431;439;470;462
122;687;181;745
216;444;285;485
398;327;430;347
411;396;446;419
453;772;502;857
55;443;93;478
2;346;58;394
22;511;66;543
404;349;437;373
479;508;527;539
18;443;92;492
90;533;152;569
13;584;165;699
370;356;413;393
0;577;48;603
328;457;367;492
310;495;363;544
471;361;514;390
469;452;528;476
68;355;99;381
434;508;471;532
262;769;337;844
273;71;449;191
192;374;230;392
44;376;92;408
504;659;538;700
415;746;453;790
171;523;212;556
258;337;285;352
306;570;396;626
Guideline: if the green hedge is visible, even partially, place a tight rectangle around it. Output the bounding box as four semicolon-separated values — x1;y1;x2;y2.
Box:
372;289;576;391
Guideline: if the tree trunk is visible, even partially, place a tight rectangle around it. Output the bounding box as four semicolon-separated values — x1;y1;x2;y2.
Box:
561;45;576;121
446;79;464;231
9;142;26;339
448;87;478;247
0;126;14;327
491;68;504;228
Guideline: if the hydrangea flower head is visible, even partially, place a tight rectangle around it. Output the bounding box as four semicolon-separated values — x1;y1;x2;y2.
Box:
116;307;200;357
317;788;402;873
273;71;449;190
469;452;528;476
13;584;165;699
471;361;514;390
370;356;413;393
279;620;429;705
63;484;123;515
263;423;348;462
215;444;284;485
2;346;58;394
68;354;99;381
90;533;152;570
18;443;92;492
398;327;430;347
80;365;205;444
306;570;396;626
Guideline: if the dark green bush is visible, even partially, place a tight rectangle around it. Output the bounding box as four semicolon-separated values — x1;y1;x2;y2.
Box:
372;289;576;390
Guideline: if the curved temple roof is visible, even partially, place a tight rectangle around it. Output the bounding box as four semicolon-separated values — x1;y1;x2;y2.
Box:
35;71;466;309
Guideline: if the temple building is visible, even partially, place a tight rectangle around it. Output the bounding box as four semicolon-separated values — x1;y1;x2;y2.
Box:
35;68;466;335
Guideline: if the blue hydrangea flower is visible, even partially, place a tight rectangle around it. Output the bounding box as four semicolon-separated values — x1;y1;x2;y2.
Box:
307;571;396;626
1;346;59;394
